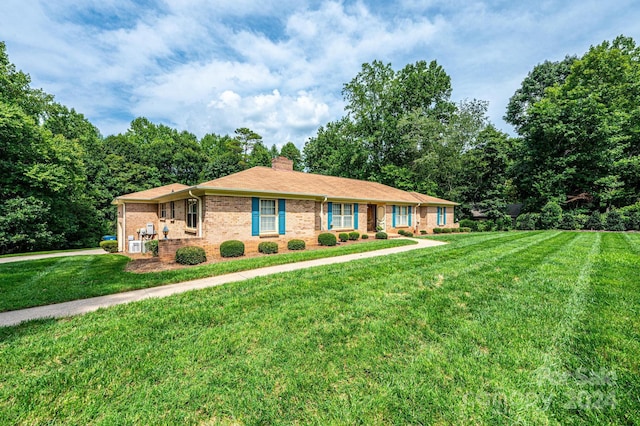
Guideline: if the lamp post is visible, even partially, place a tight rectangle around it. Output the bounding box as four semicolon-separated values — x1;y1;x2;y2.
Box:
163;225;169;239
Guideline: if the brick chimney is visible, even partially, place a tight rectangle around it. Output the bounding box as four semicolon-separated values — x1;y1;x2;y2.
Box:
271;156;294;171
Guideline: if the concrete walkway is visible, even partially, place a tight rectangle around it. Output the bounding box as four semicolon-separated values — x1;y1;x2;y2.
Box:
0;248;106;264
0;238;445;327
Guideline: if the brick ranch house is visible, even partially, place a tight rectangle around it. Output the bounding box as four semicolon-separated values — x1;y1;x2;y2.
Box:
113;157;458;259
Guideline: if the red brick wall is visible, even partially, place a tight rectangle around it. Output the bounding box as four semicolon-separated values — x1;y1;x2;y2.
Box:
202;195;319;246
123;203;158;245
418;205;458;233
158;237;215;261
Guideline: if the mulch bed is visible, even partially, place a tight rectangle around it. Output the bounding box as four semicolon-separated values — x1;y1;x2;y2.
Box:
123;239;376;273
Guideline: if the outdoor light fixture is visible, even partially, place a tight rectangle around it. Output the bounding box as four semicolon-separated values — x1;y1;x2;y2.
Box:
163;225;169;239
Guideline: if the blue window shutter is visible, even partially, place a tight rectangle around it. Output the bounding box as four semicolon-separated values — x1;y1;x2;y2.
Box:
408;206;412;226
353;203;359;229
437;207;441;226
328;202;333;229
392;205;396;227
278;199;286;235
444;207;447;225
251;197;259;236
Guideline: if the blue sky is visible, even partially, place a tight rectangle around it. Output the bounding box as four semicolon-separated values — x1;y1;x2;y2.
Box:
2;0;639;148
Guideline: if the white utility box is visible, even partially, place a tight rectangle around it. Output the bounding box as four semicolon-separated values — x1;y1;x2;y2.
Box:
128;240;142;253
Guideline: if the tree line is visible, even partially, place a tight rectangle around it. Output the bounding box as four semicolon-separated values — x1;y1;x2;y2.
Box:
1;35;639;253
303;35;640;225
0;41;301;254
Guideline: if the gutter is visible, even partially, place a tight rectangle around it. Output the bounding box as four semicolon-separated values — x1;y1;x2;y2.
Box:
189;190;203;238
121;203;126;252
320;196;328;231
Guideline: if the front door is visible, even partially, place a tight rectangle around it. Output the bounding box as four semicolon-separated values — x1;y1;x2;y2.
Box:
367;204;377;232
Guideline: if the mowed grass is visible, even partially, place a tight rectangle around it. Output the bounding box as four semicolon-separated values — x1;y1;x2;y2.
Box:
0;239;414;312
0;231;638;424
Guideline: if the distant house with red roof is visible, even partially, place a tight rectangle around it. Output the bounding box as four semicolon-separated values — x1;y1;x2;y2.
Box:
113;157;458;258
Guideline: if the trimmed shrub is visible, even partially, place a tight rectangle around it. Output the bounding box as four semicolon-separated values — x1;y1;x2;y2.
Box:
287;239;306;250
375;231;388;239
620;202;640;230
175;246;206;265
420;230;427;235
433;228;443;234
338;232;349;242
558;211;587;230
258;241;279;254
442;228;453;233
397;229;407;236
585;211;604;231
604;209;625;231
404;231;414;237
99;240;118;253
623;211;640;231
318;233;337;246
540;201;563;230
220;240;245;258
460;227;471;233
495;213;513;231
348;231;360;240
361;234;369;239
458;218;479;232
477;220;495;232
452;228;461;233
516;213;540;230
145;240;158;257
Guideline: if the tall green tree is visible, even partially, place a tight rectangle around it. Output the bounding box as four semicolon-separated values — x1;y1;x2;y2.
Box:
513;35;640;210
234;127;262;167
280;142;302;170
248;141;272;167
200;133;243;181
305;59;456;189
504;55;576;133
303;118;369;179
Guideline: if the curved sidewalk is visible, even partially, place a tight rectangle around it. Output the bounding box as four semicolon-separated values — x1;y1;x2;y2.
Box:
0;238;445;327
0;248;106;264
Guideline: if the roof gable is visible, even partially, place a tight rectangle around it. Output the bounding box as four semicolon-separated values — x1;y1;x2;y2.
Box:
410;192;459;206
115;183;190;201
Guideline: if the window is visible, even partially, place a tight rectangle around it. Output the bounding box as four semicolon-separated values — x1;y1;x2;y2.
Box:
259;199;277;233
170;201;175;219
397;206;409;226
252;198;285;236
187;199;198;229
333;203;353;229
160;203;167;219
437;207;447;226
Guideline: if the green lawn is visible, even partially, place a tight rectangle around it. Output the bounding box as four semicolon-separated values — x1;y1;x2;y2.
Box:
0;239;414;312
1;231;638;424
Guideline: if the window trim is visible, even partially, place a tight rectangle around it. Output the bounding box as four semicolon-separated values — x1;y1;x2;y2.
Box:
259;198;278;235
396;205;409;227
332;203;354;230
160;203;167;219
186;199;198;229
437;206;447;226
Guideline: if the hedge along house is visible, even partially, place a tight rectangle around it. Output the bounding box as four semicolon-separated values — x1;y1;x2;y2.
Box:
113;157;458;259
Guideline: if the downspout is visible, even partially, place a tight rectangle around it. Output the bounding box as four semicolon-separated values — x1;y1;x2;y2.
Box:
415;203;421;232
320;196;328;231
121;202;126;252
189;190;203;238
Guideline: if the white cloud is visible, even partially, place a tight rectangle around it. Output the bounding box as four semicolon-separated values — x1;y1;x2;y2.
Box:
2;0;640;145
